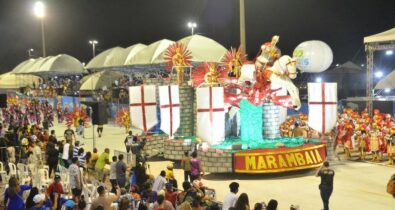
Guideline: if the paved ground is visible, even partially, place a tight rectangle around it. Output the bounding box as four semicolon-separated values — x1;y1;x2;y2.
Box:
52;123;395;210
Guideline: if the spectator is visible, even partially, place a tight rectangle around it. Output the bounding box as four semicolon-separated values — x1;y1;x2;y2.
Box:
78;147;86;168
91;148;99;166
222;182;239;210
109;156;118;193
47;175;65;210
6;141;15;163
31;194;51;210
77;118;85;139
116;154;127;188
152;170;167;192
130;184;141;200
73;141;80;159
165;182;177;208
46;142;59;177
166;163;178;189
266;199;278;210
176;181;197;207
95;148;110;182
4;176;32;210
32;140;43;166
118;196;131;210
140;182;158;204
254;203;264;210
69;157;82;203
191;196;203;210
154;194;175;210
62;140;71;168
26;187;40;209
49;130;57;144
90;185;121;210
190;151;204;182
181;151;192;182
235;193;249;210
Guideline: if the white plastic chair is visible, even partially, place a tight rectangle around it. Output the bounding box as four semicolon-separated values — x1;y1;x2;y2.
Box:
8;162;17;177
17;163;30;177
0;162;9;184
38;168;51;188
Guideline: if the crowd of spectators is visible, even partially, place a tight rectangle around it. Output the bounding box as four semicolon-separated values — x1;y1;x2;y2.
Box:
0;118;301;210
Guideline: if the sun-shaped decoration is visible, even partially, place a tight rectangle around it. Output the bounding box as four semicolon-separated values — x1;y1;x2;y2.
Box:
221;45;247;78
164;42;193;84
115;108;131;133
65;107;90;128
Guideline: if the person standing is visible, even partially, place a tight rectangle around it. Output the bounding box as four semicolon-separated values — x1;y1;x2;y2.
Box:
95;148;110;182
124;131;135;153
62;140;71;168
152;170;167;192
97;124;104;138
190;151;204;182
46;142;59;178
49;130;58;144
181;151;192;182
69;157;82;204
222;182;239;210
90;185;121;210
109;156;118;193
4;176;32;210
315;161;335;210
116;154;127;188
64;125;75;144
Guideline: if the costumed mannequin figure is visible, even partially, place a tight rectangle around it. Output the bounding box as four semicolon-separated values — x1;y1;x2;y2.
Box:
164;42;192;85
204;63;220;85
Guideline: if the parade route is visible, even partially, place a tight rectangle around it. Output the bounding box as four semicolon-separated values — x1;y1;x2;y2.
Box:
53;123;395;210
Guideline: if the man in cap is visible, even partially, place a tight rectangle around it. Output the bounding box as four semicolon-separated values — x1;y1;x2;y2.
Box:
47;175;65;210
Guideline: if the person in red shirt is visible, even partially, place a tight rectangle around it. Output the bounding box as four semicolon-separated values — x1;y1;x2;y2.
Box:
164;182;177;208
47;175;65;210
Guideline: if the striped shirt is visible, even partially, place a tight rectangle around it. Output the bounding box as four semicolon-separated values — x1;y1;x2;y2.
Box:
73;146;79;158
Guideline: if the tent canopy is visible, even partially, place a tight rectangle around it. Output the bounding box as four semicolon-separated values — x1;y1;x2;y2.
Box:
375;70;395;89
325;61;364;74
80;70;125;90
86;47;124;69
0;72;41;89
122;44;147;65
12;54;86;76
177;35;227;62
129;39;174;65
364;27;395;43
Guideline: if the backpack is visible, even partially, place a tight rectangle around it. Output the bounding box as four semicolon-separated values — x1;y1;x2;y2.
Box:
387;175;395;195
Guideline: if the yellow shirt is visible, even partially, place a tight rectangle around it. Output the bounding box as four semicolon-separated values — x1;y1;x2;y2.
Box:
165;168;174;180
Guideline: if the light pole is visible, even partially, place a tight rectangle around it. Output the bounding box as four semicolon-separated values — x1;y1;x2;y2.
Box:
89;40;98;58
27;48;34;58
187;22;197;35
34;1;46;57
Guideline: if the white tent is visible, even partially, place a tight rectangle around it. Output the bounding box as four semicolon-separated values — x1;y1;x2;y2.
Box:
85;47;125;69
12;54;86;75
123;44;147;65
364;27;395;43
177;35;227;62
0;72;41;89
375;70;395;89
80;70;125;90
129;39;174;65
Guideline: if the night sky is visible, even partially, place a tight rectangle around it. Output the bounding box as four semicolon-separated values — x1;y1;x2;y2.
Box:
0;0;394;74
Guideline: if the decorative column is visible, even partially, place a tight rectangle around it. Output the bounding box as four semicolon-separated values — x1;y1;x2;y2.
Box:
262;103;281;139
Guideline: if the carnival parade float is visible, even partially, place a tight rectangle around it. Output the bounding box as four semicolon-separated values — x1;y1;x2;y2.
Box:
128;36;337;173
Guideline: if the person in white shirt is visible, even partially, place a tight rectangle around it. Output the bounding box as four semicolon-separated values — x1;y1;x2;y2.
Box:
152;170;167;192
62;140;71;168
222;182;239;210
109;156;117;193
